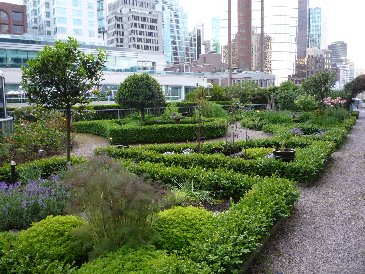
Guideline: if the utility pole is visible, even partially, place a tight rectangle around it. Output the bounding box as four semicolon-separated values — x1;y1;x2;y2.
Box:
228;0;232;86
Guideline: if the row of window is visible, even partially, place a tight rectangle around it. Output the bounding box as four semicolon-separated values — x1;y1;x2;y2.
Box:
0;24;24;34
0;10;24;22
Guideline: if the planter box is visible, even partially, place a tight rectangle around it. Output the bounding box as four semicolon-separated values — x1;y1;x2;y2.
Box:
273;149;295;162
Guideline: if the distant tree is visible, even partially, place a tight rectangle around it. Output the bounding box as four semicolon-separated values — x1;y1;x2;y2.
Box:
185;84;227;102
115;73;165;122
225;81;267;104
302;71;336;102
344;74;365;98
21;37;107;162
270;81;302;111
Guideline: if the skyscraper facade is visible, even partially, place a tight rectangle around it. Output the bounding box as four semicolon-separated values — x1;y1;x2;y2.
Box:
186;24;203;63
155;0;188;63
328;41;347;64
241;0;297;83
97;0;106;34
297;0;308;59
211;16;221;54
23;0;101;45
308;7;327;49
107;0;162;52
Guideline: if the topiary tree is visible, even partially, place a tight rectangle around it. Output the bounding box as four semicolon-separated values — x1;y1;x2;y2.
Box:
21;37;107;162
115;73;165;122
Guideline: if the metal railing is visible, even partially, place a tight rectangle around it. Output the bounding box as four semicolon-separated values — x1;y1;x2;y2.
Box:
0;116;14;137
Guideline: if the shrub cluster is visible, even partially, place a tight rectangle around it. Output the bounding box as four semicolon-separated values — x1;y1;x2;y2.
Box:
75;119;227;145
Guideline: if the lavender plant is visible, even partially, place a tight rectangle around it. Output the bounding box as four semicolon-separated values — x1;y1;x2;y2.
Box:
0;176;69;231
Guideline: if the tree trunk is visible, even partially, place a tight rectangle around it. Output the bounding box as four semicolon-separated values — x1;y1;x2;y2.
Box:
66;106;71;164
140;108;145;123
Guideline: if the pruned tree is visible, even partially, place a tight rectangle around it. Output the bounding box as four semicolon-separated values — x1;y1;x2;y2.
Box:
21;37;107;162
115;73;165;122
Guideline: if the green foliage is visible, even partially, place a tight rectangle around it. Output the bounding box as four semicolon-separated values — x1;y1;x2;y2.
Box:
185;178;299;273
115;73;165;122
76;245;212;274
294;94;319;111
302;70;336;101
0;156;85;183
270;81;303;111
200;102;229;118
153;206;215;252
344;74;365;98
21;37;107;162
225;81;268;104
162;102;180;121
0;215;85;273
75;119;227;145
244;147;273;159
0;178;69;231
62;156;165;258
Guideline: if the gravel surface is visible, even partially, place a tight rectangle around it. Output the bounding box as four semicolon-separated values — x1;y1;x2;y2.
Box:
71;133;110;158
248;111;365;274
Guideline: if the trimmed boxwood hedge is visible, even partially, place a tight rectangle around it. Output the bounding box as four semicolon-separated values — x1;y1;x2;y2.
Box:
0;156;85;183
99;140;336;184
75;119;227;145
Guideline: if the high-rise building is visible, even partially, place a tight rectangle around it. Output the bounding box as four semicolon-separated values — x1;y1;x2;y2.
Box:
297;0;308;59
306;48;332;77
97;0;106;34
308;7;327;49
328;41;347;65
22;0;102;45
107;0;162;52
0;2;27;35
155;0;188;63
211;17;221;54
186;24;203;63
237;0;252;70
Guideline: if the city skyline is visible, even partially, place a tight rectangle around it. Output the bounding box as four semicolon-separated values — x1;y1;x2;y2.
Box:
2;0;365;70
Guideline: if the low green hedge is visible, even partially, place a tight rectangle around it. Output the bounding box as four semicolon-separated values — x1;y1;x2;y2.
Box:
76;119;227;145
0;156;85;183
100;140;335;184
126;161;259;199
76;245;212;274
184;177;299;273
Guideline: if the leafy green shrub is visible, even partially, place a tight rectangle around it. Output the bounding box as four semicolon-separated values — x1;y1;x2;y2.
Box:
0;177;69;231
153;206;215;252
0;215;85;273
75;119;227;145
0;143;11;167
0;156;85;183
244;147;273;159
76;245;212;274
200;102;229;118
186;178;300;273
62;156;166;258
294;94;318;111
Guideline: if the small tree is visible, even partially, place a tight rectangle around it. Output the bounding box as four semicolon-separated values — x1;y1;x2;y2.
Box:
21;37;107;162
115;73;165;122
302;70;336;102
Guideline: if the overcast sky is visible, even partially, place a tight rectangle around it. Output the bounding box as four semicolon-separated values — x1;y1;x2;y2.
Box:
3;0;365;68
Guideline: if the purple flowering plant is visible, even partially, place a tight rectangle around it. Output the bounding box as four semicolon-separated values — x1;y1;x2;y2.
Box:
0;175;69;231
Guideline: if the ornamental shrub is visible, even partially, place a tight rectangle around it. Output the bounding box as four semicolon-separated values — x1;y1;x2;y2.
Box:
152;206;215;252
294;94;318;111
76;245;212;274
0;215;85;273
0;177;69;231
62;156;167;259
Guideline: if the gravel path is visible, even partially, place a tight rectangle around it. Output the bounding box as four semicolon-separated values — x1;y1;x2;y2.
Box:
248;111;365;274
71;133;110;158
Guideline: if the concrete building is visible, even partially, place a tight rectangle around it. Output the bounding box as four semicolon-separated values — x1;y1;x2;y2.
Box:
306;48;332;77
0;2;27;35
107;0;162;53
238;0;297;84
328;41;347;65
155;0;188;63
308;7;327;49
206;71;275;87
297;0;308;59
186;24;203;63
23;0;102;45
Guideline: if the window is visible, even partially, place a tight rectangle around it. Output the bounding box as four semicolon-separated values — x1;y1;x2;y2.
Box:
45;2;50;9
73;0;81;8
73;19;82;26
13;25;24;33
0;10;8;21
55;8;66;15
0;24;8;33
12;11;23;22
56;17;67;24
87;2;94;10
46;31;52;36
73;9;82;17
46;21;51;27
73;28;83;36
56;27;67;34
46;12;50;18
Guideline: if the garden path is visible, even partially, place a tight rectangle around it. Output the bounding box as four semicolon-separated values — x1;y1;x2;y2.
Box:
248;111;365;274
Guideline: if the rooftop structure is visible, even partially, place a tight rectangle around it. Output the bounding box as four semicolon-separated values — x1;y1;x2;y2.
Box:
0;2;27;35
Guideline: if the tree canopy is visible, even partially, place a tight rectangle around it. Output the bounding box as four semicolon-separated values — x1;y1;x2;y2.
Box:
115;73;165;122
21;37;107;161
344;74;365;98
302;71;336;102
